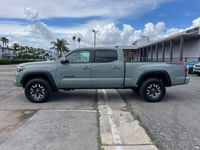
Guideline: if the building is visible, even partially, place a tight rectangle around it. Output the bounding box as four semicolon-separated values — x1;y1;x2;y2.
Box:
0;45;16;58
122;26;200;62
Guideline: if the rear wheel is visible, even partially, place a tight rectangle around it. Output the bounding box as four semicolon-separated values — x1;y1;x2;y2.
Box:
25;78;52;103
139;78;166;102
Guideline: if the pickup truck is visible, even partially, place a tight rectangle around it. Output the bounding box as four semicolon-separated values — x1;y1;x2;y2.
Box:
13;48;189;103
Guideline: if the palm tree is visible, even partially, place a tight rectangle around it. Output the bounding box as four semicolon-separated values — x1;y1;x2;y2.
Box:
0;37;8;47
5;38;9;48
12;43;19;55
51;39;69;58
72;36;76;48
24;46;30;54
19;46;25;56
77;37;81;48
0;37;9;56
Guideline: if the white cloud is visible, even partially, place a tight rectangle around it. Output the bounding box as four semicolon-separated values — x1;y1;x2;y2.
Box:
0;23;30;35
0;0;172;19
143;22;165;39
166;28;184;36
24;7;39;21
30;22;55;41
192;17;200;28
1;16;200;49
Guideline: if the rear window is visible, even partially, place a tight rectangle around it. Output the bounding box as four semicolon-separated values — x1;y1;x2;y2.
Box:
95;50;118;63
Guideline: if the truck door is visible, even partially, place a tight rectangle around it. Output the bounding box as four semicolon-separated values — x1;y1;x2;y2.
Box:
57;50;92;88
92;50;123;88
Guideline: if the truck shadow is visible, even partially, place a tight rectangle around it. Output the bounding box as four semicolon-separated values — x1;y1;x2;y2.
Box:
48;90;97;103
117;89;180;103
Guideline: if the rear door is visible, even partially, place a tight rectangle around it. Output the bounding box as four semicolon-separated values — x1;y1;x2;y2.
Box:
92;50;123;88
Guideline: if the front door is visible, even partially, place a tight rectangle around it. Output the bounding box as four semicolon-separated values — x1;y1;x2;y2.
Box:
57;50;92;88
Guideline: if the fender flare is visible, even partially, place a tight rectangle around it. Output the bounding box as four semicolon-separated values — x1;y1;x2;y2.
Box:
136;70;172;87
21;71;57;90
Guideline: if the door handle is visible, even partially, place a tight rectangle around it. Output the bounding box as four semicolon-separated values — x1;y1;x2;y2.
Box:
112;66;120;69
83;66;91;69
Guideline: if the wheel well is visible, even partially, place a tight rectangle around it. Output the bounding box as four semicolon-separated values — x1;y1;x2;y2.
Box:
137;72;171;87
21;74;56;89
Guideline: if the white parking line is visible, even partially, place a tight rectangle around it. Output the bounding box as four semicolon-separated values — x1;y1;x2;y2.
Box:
102;89;123;150
40;109;97;113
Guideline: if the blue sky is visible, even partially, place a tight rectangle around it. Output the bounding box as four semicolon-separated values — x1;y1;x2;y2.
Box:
0;0;200;48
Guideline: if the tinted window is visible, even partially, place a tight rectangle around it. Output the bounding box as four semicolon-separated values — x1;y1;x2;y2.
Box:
66;51;90;63
95;50;117;63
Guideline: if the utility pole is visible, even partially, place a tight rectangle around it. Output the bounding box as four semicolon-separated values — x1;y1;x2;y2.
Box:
92;29;98;48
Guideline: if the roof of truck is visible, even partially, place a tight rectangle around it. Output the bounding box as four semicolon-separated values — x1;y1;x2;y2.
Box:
71;47;120;51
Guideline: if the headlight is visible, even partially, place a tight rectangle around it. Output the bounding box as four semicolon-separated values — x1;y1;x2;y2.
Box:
17;66;25;72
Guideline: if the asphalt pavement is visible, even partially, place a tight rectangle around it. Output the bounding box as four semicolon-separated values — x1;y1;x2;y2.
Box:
0;65;200;150
118;75;200;150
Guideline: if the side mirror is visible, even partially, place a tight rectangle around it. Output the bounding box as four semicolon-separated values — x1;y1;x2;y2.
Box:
60;59;70;65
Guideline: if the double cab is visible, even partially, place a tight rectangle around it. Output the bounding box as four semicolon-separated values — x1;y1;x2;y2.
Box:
14;48;189;103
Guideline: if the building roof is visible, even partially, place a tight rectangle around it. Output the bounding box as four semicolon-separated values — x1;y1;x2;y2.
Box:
121;26;200;50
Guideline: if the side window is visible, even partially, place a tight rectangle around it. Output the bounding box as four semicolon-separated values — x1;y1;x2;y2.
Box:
66;51;90;63
95;50;118;63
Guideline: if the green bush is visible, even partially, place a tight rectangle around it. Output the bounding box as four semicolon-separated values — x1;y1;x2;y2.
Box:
0;58;45;65
18;54;43;59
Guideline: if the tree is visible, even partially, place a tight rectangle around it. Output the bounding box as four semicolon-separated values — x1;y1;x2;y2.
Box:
0;37;9;56
0;37;9;47
51;39;69;58
5;38;9;47
19;46;25;56
12;43;19;55
72;36;76;48
77;37;81;48
24;46;30;54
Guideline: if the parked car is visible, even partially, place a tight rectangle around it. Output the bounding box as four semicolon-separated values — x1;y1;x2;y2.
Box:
13;48;189;103
186;61;198;74
193;62;200;75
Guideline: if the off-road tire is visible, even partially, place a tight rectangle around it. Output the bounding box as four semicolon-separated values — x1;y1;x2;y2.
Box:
139;78;166;102
25;78;52;103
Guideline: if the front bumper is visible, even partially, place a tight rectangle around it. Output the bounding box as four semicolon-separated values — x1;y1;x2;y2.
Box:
13;79;22;87
193;68;200;74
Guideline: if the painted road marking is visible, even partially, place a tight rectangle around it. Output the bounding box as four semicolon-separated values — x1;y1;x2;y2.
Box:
102;89;123;150
99;89;158;150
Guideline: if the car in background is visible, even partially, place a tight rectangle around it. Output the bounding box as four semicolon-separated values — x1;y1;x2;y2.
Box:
187;61;198;74
193;62;200;75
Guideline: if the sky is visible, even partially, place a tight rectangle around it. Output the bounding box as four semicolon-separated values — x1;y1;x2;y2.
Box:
0;0;200;49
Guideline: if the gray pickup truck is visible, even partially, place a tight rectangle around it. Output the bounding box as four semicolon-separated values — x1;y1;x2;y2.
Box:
14;48;189;103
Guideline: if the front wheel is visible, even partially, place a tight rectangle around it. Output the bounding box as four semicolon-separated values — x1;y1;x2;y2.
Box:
25;78;52;103
139;78;166;102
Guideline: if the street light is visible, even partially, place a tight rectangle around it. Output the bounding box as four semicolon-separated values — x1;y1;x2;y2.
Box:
92;29;98;48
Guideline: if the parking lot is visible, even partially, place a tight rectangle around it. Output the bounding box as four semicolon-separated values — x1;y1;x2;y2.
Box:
0;65;200;150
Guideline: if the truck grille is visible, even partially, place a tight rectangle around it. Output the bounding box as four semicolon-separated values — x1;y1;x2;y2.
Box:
195;65;200;68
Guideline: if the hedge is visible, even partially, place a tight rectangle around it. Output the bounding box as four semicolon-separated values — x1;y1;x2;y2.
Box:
0;58;44;65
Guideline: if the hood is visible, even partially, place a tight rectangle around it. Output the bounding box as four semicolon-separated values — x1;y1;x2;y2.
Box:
18;61;55;67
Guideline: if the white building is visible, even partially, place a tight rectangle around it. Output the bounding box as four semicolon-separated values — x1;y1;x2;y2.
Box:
122;26;200;62
0;45;15;58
